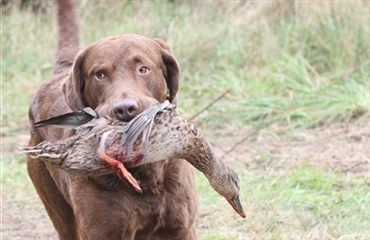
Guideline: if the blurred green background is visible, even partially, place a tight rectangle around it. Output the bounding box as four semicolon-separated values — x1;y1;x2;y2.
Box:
2;1;370;239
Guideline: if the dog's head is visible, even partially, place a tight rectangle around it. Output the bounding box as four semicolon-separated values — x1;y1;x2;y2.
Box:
62;34;179;121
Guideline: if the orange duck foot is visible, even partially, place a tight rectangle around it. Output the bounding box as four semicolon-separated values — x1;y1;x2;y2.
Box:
97;146;142;193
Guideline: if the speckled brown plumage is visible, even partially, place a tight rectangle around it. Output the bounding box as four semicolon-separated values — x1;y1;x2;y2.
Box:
22;106;246;218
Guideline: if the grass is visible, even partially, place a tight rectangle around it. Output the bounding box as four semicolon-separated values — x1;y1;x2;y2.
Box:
196;165;370;239
2;1;370;239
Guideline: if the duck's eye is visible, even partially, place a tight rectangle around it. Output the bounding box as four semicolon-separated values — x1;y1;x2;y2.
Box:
138;66;150;74
95;71;106;80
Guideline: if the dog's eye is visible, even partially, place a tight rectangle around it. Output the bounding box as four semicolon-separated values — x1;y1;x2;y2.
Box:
138;66;150;74
95;71;106;80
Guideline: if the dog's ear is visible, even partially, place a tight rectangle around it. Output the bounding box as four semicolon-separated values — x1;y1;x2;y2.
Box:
153;38;180;103
61;50;86;110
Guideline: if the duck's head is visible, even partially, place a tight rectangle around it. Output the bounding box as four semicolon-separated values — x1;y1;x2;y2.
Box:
210;167;246;218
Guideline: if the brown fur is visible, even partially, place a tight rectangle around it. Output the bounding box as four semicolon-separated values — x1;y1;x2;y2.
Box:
26;0;198;239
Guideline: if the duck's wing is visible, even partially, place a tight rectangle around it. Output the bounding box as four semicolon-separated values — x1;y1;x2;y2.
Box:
141;101;176;153
120;113;152;156
34;107;98;129
121;100;176;156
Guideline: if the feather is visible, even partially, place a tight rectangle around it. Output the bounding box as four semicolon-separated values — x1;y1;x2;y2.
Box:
34;107;98;129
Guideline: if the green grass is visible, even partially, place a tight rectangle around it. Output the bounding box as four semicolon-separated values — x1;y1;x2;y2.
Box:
2;1;369;132
2;1;370;239
196;165;370;239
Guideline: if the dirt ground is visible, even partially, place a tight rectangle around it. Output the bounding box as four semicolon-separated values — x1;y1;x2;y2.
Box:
1;117;369;239
222;117;370;175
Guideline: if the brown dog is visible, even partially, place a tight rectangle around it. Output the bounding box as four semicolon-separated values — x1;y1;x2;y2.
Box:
27;0;198;239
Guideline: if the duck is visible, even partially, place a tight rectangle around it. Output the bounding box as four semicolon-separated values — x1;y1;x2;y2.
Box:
22;101;246;218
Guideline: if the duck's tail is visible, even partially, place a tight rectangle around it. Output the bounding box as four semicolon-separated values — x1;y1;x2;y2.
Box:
20;142;67;165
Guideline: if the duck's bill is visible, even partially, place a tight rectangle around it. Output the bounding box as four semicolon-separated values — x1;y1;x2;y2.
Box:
227;196;246;218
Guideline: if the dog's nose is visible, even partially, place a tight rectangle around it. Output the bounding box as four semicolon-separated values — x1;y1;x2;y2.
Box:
113;99;139;121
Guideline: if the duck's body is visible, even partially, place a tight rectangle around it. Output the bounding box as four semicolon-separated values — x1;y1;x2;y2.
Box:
22;102;246;218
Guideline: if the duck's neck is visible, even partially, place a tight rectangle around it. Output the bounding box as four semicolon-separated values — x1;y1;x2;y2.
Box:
145;114;227;180
181;132;227;182
180;133;236;199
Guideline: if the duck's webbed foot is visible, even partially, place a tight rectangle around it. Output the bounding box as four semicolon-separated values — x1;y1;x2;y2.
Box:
97;132;142;193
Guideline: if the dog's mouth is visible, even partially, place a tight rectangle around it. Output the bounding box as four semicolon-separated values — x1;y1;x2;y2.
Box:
95;97;160;122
